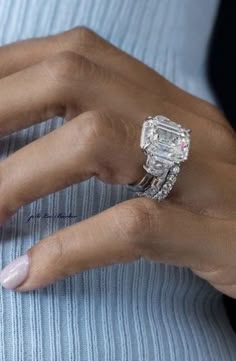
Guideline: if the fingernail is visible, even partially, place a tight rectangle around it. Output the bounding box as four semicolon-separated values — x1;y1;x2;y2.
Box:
0;254;30;290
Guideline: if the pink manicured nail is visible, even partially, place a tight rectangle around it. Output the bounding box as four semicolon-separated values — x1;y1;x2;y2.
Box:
0;254;30;289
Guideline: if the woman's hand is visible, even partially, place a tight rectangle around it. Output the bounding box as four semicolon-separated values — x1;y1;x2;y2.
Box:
0;27;235;296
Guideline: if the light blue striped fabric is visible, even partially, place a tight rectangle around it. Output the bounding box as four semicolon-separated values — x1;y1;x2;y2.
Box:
0;0;236;360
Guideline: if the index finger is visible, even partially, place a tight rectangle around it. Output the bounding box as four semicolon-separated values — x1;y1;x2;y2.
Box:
0;27;227;127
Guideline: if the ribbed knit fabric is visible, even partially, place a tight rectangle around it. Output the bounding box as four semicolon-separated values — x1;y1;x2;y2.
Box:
0;0;236;360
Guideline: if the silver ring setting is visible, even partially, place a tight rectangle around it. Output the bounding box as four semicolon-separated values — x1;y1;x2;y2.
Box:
128;115;191;200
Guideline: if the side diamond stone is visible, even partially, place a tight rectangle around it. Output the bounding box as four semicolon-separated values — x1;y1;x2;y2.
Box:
145;155;166;176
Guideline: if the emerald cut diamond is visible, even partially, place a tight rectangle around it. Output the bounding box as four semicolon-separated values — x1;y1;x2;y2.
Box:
140;115;190;165
130;115;191;201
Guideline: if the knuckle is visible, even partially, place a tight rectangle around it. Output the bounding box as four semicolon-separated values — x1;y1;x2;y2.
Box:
67;111;110;174
43;50;91;83
71;110;109;160
45;50;78;79
78;110;113;140
66;26;98;54
125;198;168;257
77;111;116;177
74;26;97;44
117;199;158;248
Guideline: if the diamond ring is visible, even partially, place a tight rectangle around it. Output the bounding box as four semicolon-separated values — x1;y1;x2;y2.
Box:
128;115;191;200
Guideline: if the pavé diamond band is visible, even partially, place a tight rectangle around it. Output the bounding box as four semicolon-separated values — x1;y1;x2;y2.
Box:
128;115;191;200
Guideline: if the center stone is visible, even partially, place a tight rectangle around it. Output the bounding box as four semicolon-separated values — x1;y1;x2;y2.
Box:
141;116;190;164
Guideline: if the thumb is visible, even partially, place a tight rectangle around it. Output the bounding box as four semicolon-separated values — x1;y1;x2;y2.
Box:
0;198;228;291
0;199;142;291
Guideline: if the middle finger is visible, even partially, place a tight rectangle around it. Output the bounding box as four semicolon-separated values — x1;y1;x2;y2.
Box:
0;110;144;225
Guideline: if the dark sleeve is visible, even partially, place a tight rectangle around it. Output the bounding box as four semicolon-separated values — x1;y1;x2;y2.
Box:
207;1;236;131
207;0;236;332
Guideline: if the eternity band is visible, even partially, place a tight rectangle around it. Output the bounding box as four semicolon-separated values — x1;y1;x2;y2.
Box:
128;115;191;200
